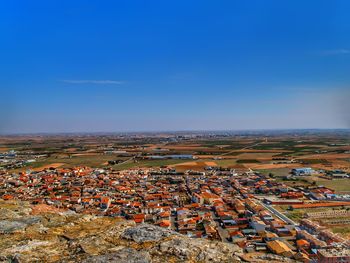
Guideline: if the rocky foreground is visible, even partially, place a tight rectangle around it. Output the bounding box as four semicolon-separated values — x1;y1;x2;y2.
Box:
0;200;298;262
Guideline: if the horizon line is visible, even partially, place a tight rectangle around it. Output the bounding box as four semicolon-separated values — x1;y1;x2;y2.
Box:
1;128;350;136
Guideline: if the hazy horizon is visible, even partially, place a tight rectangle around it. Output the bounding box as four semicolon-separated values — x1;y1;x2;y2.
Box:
1;128;350;137
1;1;350;133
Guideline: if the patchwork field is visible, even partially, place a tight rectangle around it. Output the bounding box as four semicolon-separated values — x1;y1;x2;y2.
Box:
171;160;217;171
112;159;188;170
33;163;65;171
1;132;349;177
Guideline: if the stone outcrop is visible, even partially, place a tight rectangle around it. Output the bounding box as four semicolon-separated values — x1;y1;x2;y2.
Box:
0;200;299;263
83;248;151;263
121;224;178;243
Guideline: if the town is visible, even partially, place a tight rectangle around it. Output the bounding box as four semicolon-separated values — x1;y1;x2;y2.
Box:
1;162;349;262
1;132;350;262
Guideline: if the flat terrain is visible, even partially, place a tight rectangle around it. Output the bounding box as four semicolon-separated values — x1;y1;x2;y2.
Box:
1;131;349;178
0;130;349;253
304;177;350;193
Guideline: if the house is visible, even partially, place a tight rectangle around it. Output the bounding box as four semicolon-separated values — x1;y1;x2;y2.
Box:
100;197;111;210
317;247;350;263
233;199;245;214
250;218;267;233
148;155;194;160
297;230;327;248
331;173;349;178
132;214;145;223
296;239;310;250
300;219;325;235
156;219;171;228
294;252;310;263
267;240;294;258
220;217;237;229
192;192;221;205
291;168;314;176
203;223;218;239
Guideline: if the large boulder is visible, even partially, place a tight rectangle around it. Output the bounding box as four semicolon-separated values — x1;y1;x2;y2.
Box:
83;248;151;263
0;216;41;234
156;236;242;263
121;224;178;243
0;220;27;234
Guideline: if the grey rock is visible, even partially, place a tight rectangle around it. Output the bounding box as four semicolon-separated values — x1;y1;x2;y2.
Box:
158;237;199;260
83;248;151;263
0;216;41;234
20;216;41;225
0;220;27;233
255;254;298;262
0;200;298;263
157;236;242;263
121;224;177;243
0;208;21;220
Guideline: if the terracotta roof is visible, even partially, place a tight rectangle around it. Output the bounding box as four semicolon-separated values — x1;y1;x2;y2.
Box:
133;214;146;219
158;220;170;227
296;239;310;247
267;240;292;255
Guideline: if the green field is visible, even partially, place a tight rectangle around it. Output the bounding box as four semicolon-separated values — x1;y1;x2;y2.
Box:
14;154;129;170
112;159;188;170
299;159;330;164
274;206;345;223
257;168;291;177
331;226;350;238
214;159;236;167
236;159;260;163
258;169;350;192
17;155;190;171
310;178;350;193
283;209;306;222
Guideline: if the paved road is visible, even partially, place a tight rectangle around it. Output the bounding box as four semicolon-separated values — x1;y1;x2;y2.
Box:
112;156;135;167
257;200;298;226
217;141;264;157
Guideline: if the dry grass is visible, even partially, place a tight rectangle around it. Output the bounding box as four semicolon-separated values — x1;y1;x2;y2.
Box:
171;160;216;171
236;153;278;159
0;147;9;152
33;163;65;171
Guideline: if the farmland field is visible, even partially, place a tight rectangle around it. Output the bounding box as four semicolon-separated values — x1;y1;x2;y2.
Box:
1;131;349;177
307;178;350;193
112;159;188;170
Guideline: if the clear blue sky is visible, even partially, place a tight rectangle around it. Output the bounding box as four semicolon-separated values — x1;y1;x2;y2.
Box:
1;0;350;133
